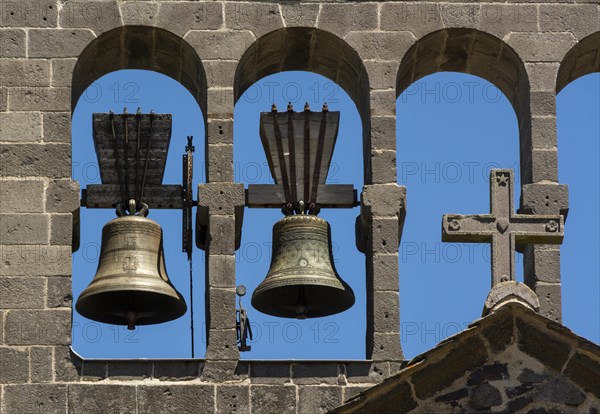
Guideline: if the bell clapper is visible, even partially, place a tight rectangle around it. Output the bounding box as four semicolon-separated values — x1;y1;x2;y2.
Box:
295;286;309;319
125;309;138;330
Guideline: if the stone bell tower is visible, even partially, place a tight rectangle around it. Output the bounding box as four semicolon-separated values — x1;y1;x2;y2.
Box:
1;1;599;413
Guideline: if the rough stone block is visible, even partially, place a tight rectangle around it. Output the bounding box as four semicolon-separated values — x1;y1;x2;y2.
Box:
208;88;234;120
292;362;339;385
208;119;233;145
0;311;4;344
0;112;43;142
506;32;577;63
525;63;559;92
249;361;292;384
370;116;396;151
8;87;70;111
4;384;67;414
344;385;369;402
207;143;234;182
153;360;201;381
198;183;244;215
370;90;396;117
43;112;71;142
205;60;237;89
298;385;343;414
5;309;70;345
361;184;406;217
0;347;29;383
372;254;400;292
517;318;570;370
371;217;400;254
411;334;487;399
530;91;556;117
207;288;236;330
251;385;297;414
479;4;538;39
69;384;136;414
0;245;72;276
0;277;45;309
531;116;557;149
440;3;480;29
370;332;403;362
370;150;397;184
217;384;250;414
157;2;222;36
54;346;82;382
479;311;514;353
564;352;600;399
51;58;77;87
346;32;415;61
531;149;558;183
318;4;377;38
539;4;599;41
185;30;255;61
108;361;153;380
0;1;58;28
138;385;215;413
120;1;158;26
364;62;397;91
0;29;26;57
50;213;73;245
30;346;53;382
28;29;95;58
532;282;562;322
80;360;107;381
225;3;283;38
380;3;442;38
47;276;72;308
373;291;401;333
207;255;236;288
0;213;49;244
524;246;561;284
281;3;319;27
207;215;236;255
202;360;248;383
206;329;239;361
521;182;568;215
0;179;45;213
46;180;80;213
59;0;121;35
0;59;50;87
344;361;390;384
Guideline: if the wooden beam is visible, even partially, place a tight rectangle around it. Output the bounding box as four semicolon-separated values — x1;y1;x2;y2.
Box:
246;184;357;208
82;185;183;209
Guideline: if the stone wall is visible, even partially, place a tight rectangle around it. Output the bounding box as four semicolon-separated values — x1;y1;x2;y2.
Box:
1;1;598;412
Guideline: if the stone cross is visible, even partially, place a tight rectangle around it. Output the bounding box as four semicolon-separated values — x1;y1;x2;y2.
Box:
442;169;564;287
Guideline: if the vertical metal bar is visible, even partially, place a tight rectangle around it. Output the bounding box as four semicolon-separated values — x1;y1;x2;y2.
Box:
135;110;141;205
123;111;130;203
109;112;126;206
139;112;155;205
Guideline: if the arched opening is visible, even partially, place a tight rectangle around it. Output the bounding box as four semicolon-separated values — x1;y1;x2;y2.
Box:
71;26;207;358
233;28;368;359
396;29;526;358
557;33;600;343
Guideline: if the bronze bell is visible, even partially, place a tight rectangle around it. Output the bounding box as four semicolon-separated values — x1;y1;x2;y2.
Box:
76;215;187;329
252;214;355;319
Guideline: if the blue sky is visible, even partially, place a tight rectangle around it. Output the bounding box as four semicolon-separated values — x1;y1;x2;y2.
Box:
71;69;599;360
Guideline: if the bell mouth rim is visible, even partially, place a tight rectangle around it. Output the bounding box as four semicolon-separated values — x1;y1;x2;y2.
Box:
76;289;187;327
251;284;355;319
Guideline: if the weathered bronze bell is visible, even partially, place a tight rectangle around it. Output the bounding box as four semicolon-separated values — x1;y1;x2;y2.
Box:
252;214;355;319
76;215;187;329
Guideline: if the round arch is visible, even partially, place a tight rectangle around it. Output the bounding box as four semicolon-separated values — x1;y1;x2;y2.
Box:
71;25;207;120
234;27;371;182
396;28;533;183
557;31;600;94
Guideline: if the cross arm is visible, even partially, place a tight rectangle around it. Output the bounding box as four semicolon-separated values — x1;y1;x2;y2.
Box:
510;214;564;245
442;214;496;242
